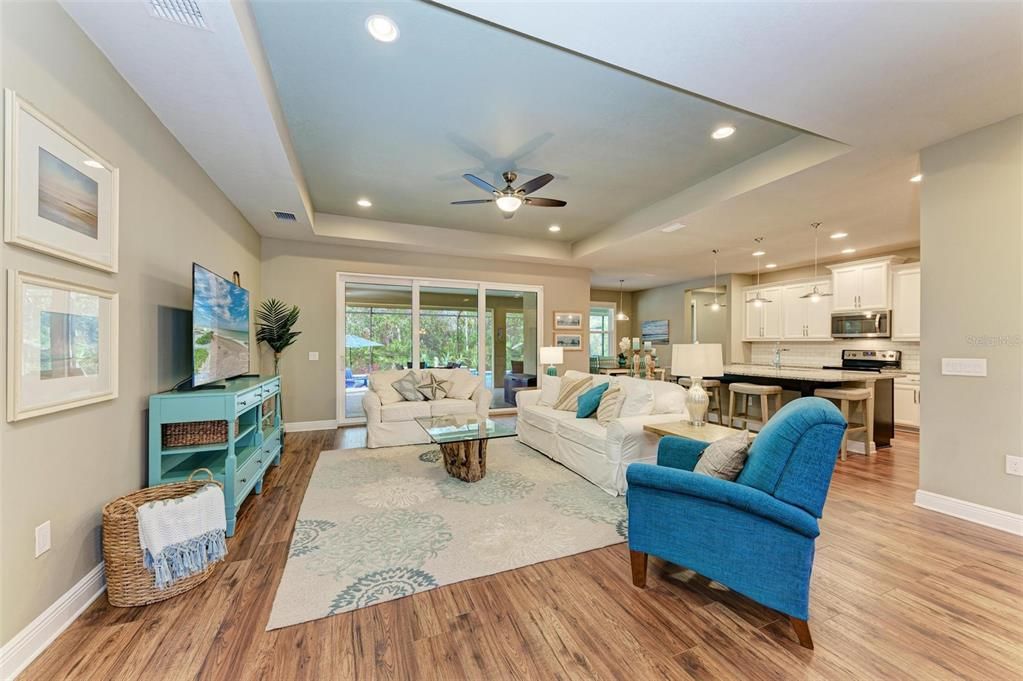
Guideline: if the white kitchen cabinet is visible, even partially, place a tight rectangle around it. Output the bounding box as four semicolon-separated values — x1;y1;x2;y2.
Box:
743;285;782;340
894;376;920;428
829;257;903;312
892;265;921;341
781;280;833;340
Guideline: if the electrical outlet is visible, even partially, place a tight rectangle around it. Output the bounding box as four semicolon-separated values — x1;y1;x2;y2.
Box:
1006;455;1023;477
35;521;51;558
308;351;319;361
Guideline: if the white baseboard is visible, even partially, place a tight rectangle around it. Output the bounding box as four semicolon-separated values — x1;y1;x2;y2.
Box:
284;419;338;432
0;563;106;680
915;490;1023;536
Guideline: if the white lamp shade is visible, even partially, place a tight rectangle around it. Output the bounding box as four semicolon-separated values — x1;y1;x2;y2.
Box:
540;346;564;365
671;343;724;378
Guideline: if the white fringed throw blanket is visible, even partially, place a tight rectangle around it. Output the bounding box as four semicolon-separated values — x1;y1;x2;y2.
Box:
137;483;227;589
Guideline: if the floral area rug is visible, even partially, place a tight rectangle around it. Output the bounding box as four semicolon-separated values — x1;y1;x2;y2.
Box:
266;438;626;630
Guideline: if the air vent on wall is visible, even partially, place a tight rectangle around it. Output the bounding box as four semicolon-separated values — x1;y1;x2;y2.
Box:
273;211;297;222
148;0;209;30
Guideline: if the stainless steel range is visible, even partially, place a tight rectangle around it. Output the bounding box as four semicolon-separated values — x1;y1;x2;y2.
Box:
823;349;902;373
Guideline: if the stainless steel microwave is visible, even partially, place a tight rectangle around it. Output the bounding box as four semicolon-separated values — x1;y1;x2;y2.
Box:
831;310;891;338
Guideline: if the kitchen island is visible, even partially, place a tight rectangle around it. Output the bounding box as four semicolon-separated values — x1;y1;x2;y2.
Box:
720;364;905;450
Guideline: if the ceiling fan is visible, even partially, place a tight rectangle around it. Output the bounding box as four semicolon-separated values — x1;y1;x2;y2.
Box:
452;171;567;219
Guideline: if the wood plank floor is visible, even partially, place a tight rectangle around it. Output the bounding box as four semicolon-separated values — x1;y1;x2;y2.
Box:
21;422;1023;680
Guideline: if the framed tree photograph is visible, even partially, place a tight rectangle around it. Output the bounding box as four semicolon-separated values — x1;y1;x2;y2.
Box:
553;333;583;351
553;311;583;330
4;89;119;272
7;271;119;421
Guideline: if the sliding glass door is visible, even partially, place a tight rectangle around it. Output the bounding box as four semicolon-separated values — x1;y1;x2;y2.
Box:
338;276;542;423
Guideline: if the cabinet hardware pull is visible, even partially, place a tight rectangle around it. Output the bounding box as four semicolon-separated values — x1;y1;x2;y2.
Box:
240;478;247;484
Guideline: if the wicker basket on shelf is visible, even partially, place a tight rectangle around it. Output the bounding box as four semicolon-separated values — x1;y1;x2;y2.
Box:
161;419;240;448
102;469;223;607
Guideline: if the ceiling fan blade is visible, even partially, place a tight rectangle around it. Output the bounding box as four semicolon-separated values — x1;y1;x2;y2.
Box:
502;210;516;220
516;173;554;195
462;173;498;194
450;199;494;205
524;197;567;207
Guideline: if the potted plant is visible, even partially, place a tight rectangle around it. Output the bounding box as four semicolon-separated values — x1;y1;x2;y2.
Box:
255;298;301;375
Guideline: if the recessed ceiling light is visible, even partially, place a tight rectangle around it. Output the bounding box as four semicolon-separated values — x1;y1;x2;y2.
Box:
909;174;923;183
365;15;399;42
82;159;103;169
548;224;561;232
661;223;685;233
842;247;857;254
830;232;848;240
765;263;777;269
712;125;736;140
356;198;372;207
752;250;766;257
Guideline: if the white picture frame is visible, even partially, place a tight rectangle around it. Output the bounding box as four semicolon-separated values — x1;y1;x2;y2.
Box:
553;333;583;351
553;311;582;330
7;271;119;421
4;89;119;273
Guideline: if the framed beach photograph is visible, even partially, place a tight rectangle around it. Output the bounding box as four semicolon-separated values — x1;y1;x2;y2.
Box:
7;271;119;421
553;333;583;351
641;319;670;344
553;311;583;330
4;89;119;272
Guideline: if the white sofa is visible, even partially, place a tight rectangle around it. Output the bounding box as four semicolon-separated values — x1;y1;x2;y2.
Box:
516;371;689;495
363;368;492;448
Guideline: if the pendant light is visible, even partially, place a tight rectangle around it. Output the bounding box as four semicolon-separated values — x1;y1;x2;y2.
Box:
799;222;834;303
704;249;726;311
746;238;772;307
615;279;630;321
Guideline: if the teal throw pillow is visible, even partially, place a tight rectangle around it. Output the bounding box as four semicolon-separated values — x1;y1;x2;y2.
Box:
576;382;610;418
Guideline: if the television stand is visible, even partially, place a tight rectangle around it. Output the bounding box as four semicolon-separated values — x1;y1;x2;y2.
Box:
149;375;283;536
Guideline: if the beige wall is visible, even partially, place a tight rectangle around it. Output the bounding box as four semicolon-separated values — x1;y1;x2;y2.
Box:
0;2;261;643
590;287;633;339
260;238;592;422
631;275;739;364
918;115;1023;515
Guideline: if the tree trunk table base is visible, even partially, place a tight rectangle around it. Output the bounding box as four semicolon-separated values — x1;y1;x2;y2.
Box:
440;439;488;482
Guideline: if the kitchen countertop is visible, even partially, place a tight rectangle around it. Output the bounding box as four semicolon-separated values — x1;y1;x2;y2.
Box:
723;364;906;382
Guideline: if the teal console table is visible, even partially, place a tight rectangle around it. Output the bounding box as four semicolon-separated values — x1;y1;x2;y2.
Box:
148;376;282;536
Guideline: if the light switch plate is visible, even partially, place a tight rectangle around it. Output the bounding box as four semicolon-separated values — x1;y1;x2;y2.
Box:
35;521;51;557
1007;455;1023;477
308;351;319;361
941;358;987;377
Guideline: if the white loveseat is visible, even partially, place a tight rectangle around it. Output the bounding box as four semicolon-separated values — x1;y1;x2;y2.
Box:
363;368;492;448
516;371;688;495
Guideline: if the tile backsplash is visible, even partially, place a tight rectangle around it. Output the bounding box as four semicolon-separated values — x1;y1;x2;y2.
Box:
749;340;920;373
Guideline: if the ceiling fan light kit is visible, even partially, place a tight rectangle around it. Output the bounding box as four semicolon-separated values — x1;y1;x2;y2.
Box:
453;170;567;218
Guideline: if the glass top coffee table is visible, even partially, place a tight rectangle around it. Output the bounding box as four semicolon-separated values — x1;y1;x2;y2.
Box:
414;415;516;482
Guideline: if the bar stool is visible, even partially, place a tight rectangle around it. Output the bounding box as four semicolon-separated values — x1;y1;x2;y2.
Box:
678;378;722;424
814;387;873;461
728;383;783;431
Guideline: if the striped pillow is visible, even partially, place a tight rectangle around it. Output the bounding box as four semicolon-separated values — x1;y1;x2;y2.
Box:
596;385;625;425
552;375;593;411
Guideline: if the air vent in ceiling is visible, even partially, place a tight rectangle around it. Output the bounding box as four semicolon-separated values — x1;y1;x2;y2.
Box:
273;211;298;222
148;0;209;30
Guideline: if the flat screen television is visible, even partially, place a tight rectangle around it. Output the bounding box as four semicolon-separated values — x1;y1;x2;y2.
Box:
192;263;250;387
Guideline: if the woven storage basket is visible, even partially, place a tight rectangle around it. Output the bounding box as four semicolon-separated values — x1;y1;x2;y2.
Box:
103;469;224;607
261;395;276;417
162;419;240;448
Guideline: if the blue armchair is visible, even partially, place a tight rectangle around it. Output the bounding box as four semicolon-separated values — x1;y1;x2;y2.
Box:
625;397;846;649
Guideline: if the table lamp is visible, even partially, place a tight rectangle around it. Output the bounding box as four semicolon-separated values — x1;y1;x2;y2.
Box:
671;344;724;426
540;346;564;377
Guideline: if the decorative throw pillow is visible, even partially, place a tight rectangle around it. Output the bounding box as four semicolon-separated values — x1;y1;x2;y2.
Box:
391;371;424;401
693;431;751;481
596;385;625;425
576;383;610;418
446;370;484;400
552;375;593;411
369;369;407;405
417;372;450;401
538;375;561;406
